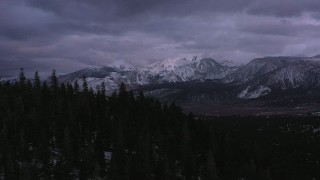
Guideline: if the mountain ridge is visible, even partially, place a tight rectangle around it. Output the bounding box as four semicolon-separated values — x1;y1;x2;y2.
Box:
59;56;320;101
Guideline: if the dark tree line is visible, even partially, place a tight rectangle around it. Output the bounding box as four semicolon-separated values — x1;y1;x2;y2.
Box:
0;69;320;179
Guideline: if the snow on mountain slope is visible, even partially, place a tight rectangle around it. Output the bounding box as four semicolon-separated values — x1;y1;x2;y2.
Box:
236;57;320;99
60;56;320;99
59;66;151;93
223;56;303;83
146;57;191;74
262;61;320;89
60;57;234;92
150;57;232;82
238;86;271;99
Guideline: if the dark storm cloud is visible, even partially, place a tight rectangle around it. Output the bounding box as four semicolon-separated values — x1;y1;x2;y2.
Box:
247;0;320;17
1;0;320;77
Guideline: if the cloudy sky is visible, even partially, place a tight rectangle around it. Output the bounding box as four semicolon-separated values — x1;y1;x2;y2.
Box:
1;0;320;77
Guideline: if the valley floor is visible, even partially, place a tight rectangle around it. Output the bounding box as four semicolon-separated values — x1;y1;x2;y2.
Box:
182;103;320;116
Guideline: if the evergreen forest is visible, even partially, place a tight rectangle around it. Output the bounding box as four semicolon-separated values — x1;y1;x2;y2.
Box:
0;69;320;180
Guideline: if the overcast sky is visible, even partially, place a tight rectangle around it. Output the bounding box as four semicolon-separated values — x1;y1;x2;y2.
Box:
1;0;320;77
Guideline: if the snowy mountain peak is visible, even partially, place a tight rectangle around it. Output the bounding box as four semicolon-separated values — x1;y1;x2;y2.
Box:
109;60;138;71
219;60;239;67
147;57;192;73
197;58;220;66
147;57;223;73
223;56;305;83
60;55;320;99
60;57;235;93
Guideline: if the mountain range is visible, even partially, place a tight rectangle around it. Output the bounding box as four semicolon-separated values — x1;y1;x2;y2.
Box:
59;55;320;115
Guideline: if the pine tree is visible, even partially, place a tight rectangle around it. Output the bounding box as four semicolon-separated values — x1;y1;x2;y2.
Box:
204;151;219;180
101;82;106;96
119;83;127;97
73;80;79;93
50;70;58;94
110;119;126;180
258;168;272;180
5;151;15;179
161;153;171;180
82;75;88;93
34;71;41;90
19;68;26;87
181;121;196;179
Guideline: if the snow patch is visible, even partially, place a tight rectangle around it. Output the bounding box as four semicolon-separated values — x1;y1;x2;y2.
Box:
147;57;191;74
238;86;250;99
238;86;271;99
104;151;112;161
